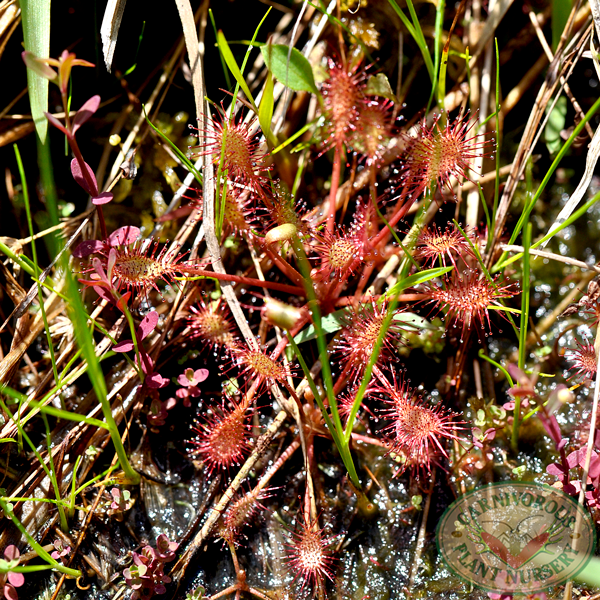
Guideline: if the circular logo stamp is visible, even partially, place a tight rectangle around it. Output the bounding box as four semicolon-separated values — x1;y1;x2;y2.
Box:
436;482;596;594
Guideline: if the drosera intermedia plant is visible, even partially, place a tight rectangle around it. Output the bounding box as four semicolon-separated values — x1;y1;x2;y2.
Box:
285;510;337;596
371;369;464;474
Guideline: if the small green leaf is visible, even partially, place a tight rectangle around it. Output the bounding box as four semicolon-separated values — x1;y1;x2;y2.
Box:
411;495;423;509
382;266;454;300
217;30;258;111
294;308;347;344
261;44;318;94
512;465;527;478
259;72;274;141
365;73;396;101
545;95;567;155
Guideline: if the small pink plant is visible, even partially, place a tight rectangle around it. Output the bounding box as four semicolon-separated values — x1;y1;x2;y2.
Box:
0;546;24;600
472;427;496;449
176;368;209;407
147;398;171;428
123;535;179;600
107;487;135;520
50;539;71;560
112;310;169;389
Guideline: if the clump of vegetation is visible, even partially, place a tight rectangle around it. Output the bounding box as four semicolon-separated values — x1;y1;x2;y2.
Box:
1;0;600;599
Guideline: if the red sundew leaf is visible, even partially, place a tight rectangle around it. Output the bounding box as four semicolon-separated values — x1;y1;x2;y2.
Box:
45;111;69;136
71;158;98;196
72;239;105;258
109;226;141;246
72;95;100;134
92;192;113;205
138;311;159;340
113;340;135;353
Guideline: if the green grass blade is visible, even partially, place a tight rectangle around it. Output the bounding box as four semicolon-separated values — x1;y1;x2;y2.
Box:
217;30;258;113
518;231;532;372
436;1;448;109
478;349;514;388
28;401;109;429
20;0;50;143
14;144;59;389
493;94;600;272
271;117;319;155
209;9;232;89
63;266;140;484
513;222;532;451
122;21;146;77
387;0;434;82
382;266;453;300
488;38;501;253
552;0;570;50
259;72;275;143
0;498;80;577
289;235;346;452
142;106;202;184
